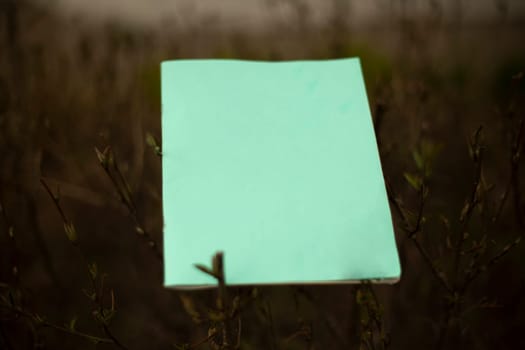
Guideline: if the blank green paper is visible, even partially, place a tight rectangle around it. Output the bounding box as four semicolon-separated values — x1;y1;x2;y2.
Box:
161;58;400;288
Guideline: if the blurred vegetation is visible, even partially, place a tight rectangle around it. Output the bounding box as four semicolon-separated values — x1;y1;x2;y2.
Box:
1;0;524;349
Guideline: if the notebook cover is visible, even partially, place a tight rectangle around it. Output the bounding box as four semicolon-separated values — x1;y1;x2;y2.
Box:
161;58;400;288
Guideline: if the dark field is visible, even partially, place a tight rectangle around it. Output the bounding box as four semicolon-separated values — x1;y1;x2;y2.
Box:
1;1;525;349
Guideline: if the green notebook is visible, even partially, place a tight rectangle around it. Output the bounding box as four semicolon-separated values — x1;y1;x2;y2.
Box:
161;58;400;288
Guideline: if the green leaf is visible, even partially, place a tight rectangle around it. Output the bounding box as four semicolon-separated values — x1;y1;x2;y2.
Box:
63;222;78;243
101;308;116;324
82;289;97;301
88;262;98;280
414;140;443;177
68;316;78;331
460;201;470;222
135;226;145;235
146;132;162;156
207;309;226;322
403;172;422;190
105;148;115;168
412;150;424;171
146;133;156;147
88;337;100;345
94;147;108;169
179;294;202;323
33;314;46;325
421;140;443;160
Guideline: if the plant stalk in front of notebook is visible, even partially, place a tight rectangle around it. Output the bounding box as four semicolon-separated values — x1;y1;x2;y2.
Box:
188;252;240;350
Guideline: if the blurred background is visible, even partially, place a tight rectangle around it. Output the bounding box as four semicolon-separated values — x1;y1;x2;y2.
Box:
1;0;524;349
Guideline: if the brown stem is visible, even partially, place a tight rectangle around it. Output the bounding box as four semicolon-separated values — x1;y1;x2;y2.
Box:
265;298;278;350
510;120;524;229
103;324;128;350
29;195;65;290
0;323;14;350
214;252;233;349
492;179;511;224
95;147;162;261
461;236;521;293
435;305;453;350
186;329;218;349
40;179;68;223
0;192;19;284
386;181;453;294
452;126;484;286
1;302;113;345
40;179;128;349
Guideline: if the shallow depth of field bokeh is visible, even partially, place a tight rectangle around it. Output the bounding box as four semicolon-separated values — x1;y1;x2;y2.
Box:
1;1;524;349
